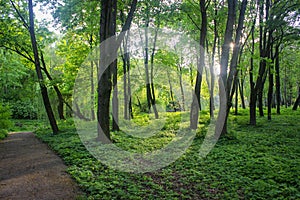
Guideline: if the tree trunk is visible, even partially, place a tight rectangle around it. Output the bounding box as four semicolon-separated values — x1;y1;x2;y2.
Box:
190;0;207;129
28;0;59;134
112;59;120;131
90;34;95;121
144;10;152;113
98;0;116;143
179;59;185;111
275;45;281;114
150;27;159;119
209;1;218;119
292;86;300;110
40;52;65;120
267;59;274;120
97;0;137;142
219;0;239;134
249;16;256;125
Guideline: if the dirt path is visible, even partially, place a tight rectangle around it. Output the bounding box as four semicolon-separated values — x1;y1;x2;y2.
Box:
0;132;83;200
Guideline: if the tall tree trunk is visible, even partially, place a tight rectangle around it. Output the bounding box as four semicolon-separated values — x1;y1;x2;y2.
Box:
144;24;152;113
98;0;116;142
89;34;96;121
219;0;237;134
28;0;59;134
275;45;281;114
267;56;274;120
190;0;207;129
209;1;218;119
112;58;120;131
150;27;159;119
122;50;129;119
97;0;137;142
249;17;257;125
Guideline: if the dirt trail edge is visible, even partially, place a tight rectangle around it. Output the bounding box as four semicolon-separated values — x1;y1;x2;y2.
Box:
0;132;83;200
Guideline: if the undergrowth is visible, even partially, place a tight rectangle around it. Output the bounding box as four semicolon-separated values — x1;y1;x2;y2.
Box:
35;108;300;199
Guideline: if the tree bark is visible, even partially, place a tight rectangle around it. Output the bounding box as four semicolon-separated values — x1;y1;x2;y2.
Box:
28;0;59;134
98;0;117;142
190;0;207;129
218;0;238;134
98;0;137;142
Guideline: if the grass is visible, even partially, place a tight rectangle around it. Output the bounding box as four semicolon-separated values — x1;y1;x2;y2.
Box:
35;108;300;199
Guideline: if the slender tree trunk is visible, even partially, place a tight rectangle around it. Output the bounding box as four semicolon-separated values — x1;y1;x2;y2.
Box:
267;57;274;120
235;78;239;115
239;79;246;109
275;45;281;114
293;85;300;110
144;11;152;113
127;51;133;119
122;51;129;119
150;27;159;119
249;16;256;125
28;0;59;134
167;68;174;102
178;59;185;111
209;2;218;119
112;58;120;131
190;0;207;129
90;34;95;120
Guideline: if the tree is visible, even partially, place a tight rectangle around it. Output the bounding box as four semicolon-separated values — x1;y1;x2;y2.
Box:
97;0;137;142
27;0;59;133
190;0;208;129
218;0;237;134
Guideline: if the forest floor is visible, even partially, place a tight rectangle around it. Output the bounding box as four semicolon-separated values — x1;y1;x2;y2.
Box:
0;132;83;200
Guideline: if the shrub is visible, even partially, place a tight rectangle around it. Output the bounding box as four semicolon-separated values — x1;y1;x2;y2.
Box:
0;103;12;139
10;100;38;119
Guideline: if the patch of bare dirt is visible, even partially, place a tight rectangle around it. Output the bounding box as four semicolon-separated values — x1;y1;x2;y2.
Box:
0;132;83;200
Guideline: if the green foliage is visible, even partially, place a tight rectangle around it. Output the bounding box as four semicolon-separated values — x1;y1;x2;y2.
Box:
0;103;12;139
36;109;300;199
10;100;38;119
0;129;8;140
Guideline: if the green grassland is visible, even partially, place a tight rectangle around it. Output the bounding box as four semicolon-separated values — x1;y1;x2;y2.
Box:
35;109;300;199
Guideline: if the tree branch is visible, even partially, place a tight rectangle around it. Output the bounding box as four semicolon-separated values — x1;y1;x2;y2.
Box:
9;0;29;30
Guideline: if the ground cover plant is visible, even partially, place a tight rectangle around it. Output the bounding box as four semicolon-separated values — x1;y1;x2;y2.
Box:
35;109;300;199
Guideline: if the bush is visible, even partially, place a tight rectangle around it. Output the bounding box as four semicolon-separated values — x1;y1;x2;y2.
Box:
0;103;12;139
10;100;38;119
0;129;8;140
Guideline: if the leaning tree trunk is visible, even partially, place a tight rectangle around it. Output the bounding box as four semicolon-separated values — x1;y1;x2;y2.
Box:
40;52;65;120
28;0;59;134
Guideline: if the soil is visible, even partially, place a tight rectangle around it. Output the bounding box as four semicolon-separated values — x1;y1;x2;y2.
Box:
0;132;83;200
